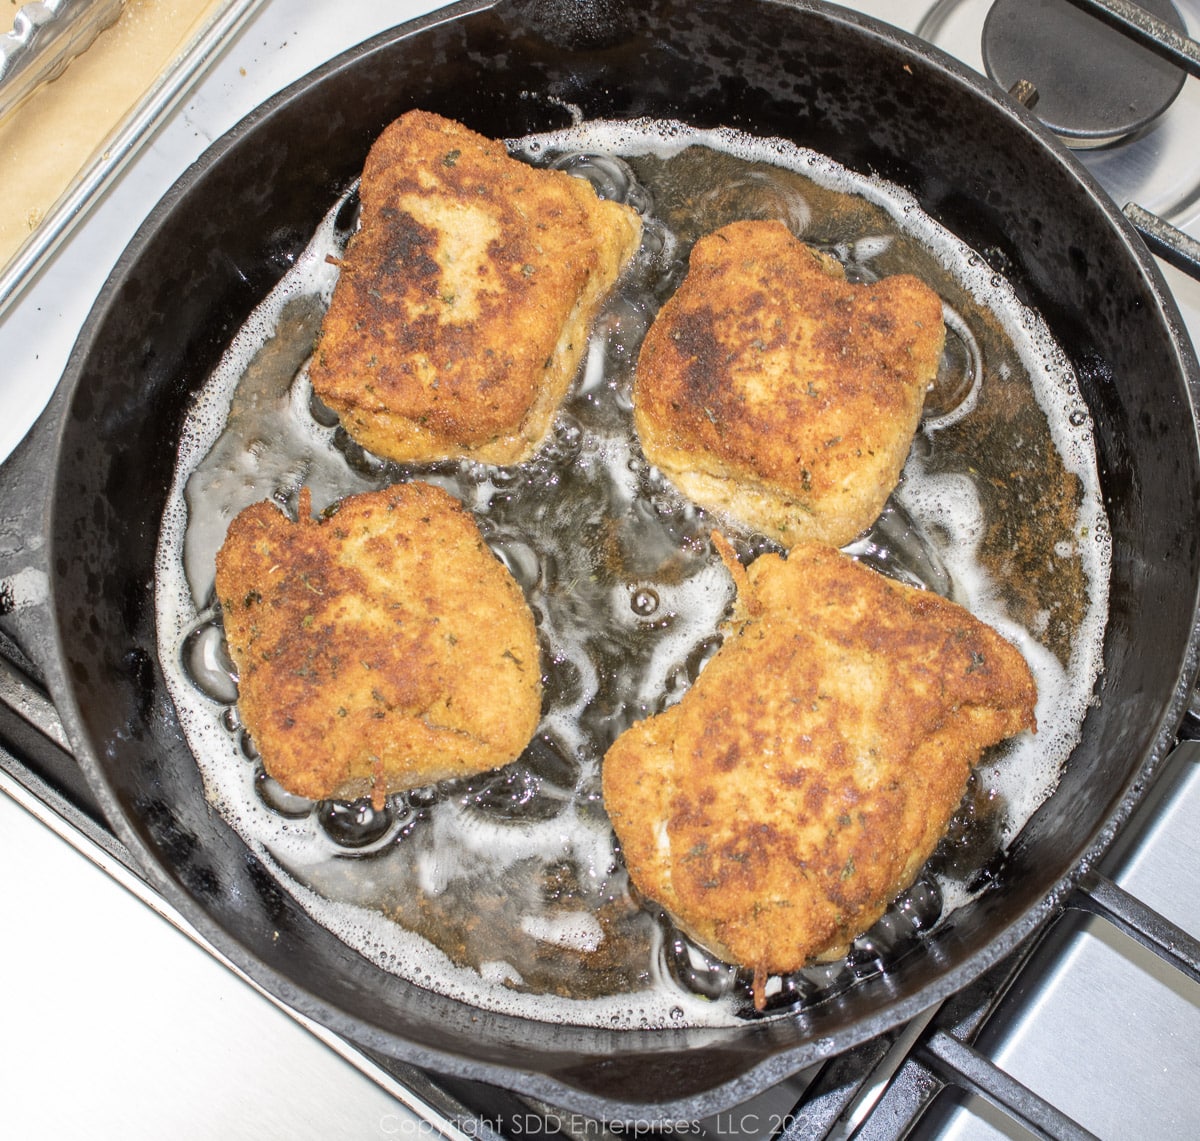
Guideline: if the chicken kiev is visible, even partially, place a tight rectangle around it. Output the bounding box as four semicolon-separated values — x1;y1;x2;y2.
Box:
602;539;1037;997
633;219;946;547
215;482;542;806
309;110;643;465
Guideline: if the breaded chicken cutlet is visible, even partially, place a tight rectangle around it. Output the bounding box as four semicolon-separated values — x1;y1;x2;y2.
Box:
214;483;542;806
602;538;1037;999
308;110;643;465
633;219;946;548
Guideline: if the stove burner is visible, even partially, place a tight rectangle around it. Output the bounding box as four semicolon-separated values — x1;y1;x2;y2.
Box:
982;0;1188;147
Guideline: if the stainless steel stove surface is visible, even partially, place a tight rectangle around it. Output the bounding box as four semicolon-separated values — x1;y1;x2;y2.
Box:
2;1;1199;1138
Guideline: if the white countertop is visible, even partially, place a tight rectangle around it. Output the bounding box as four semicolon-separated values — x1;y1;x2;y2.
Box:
0;774;440;1140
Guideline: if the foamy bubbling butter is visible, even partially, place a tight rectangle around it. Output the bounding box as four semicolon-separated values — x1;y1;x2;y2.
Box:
156;118;1109;1028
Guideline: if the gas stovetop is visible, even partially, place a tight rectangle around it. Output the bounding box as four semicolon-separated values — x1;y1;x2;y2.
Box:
1;2;1199;1138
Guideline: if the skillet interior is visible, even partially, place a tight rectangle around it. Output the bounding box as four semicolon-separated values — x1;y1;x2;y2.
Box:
36;0;1200;1120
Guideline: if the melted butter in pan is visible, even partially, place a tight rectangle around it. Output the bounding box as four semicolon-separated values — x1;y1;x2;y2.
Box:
155;120;1109;1027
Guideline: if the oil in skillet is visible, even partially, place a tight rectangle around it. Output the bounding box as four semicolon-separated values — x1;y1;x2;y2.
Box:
156;118;1109;1027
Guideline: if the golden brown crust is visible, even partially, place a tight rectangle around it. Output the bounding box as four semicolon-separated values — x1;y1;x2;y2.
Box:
633;220;946;547
602;541;1037;979
214;483;542;804
309;110;643;465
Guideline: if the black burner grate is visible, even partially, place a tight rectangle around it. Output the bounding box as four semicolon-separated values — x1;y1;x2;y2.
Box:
982;0;1190;147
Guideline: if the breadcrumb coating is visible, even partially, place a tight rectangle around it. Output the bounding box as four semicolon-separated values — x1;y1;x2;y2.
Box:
633;219;945;547
602;539;1037;998
215;483;542;805
310;110;642;465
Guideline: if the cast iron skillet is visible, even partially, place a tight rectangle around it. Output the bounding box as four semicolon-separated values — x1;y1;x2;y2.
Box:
2;0;1199;1122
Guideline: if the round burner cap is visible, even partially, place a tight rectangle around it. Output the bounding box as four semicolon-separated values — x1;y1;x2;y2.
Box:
982;0;1188;148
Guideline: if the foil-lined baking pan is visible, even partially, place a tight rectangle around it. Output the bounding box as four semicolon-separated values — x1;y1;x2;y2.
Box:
0;0;266;318
0;0;126;120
